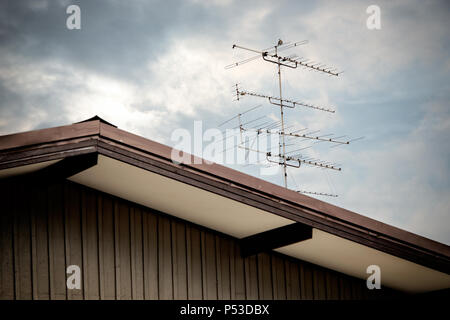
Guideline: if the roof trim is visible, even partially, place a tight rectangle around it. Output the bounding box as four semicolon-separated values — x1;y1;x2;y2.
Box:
98;123;450;256
0;120;100;151
1;118;449;274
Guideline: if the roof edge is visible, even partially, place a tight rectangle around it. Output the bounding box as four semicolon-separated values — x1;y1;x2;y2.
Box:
98;122;450;258
0;120;101;151
0;118;449;262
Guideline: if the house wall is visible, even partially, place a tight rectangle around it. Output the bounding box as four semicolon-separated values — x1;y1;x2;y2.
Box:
0;179;400;300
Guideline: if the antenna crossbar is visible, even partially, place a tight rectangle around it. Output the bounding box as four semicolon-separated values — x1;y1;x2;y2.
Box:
225;41;308;69
266;152;342;171
236;88;335;113
297;190;338;197
230;43;340;76
240;127;349;145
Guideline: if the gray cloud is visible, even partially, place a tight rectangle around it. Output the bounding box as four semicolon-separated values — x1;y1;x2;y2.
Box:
0;0;449;243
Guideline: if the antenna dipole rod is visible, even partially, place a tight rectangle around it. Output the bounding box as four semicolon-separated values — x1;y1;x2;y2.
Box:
237;88;335;113
297;190;338;197
232;44;262;54
266;152;342;171
283;131;349;144
241;128;350;145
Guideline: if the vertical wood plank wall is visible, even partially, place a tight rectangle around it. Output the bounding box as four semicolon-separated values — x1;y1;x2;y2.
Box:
0;179;399;300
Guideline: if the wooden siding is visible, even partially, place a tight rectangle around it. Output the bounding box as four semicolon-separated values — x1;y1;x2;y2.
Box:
0;179;399;300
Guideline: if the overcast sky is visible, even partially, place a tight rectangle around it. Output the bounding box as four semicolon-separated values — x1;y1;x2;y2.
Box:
1;0;449;244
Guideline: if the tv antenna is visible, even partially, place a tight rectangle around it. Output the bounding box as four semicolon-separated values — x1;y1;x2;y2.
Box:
221;39;362;197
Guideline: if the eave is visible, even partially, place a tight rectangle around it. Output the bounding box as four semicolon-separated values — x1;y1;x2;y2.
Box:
1;119;449;293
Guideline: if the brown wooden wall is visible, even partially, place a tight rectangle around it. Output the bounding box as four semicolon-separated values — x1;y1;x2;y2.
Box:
0;179;399;300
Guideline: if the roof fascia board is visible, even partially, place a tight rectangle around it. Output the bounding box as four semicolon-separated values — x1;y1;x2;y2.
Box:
1;152;98;185
98;123;450;258
0;139;98;170
96;140;450;274
0;120;100;152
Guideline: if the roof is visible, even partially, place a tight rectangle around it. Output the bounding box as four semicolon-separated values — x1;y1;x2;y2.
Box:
0;117;449;293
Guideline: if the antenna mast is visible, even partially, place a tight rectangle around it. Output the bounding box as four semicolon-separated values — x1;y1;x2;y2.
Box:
223;39;359;196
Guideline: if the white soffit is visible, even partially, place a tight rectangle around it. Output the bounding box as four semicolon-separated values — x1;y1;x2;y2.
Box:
69;155;294;238
276;228;450;293
4;155;449;293
0;159;60;179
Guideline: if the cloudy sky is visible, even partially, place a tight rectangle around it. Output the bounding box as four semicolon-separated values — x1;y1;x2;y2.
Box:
1;0;449;244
